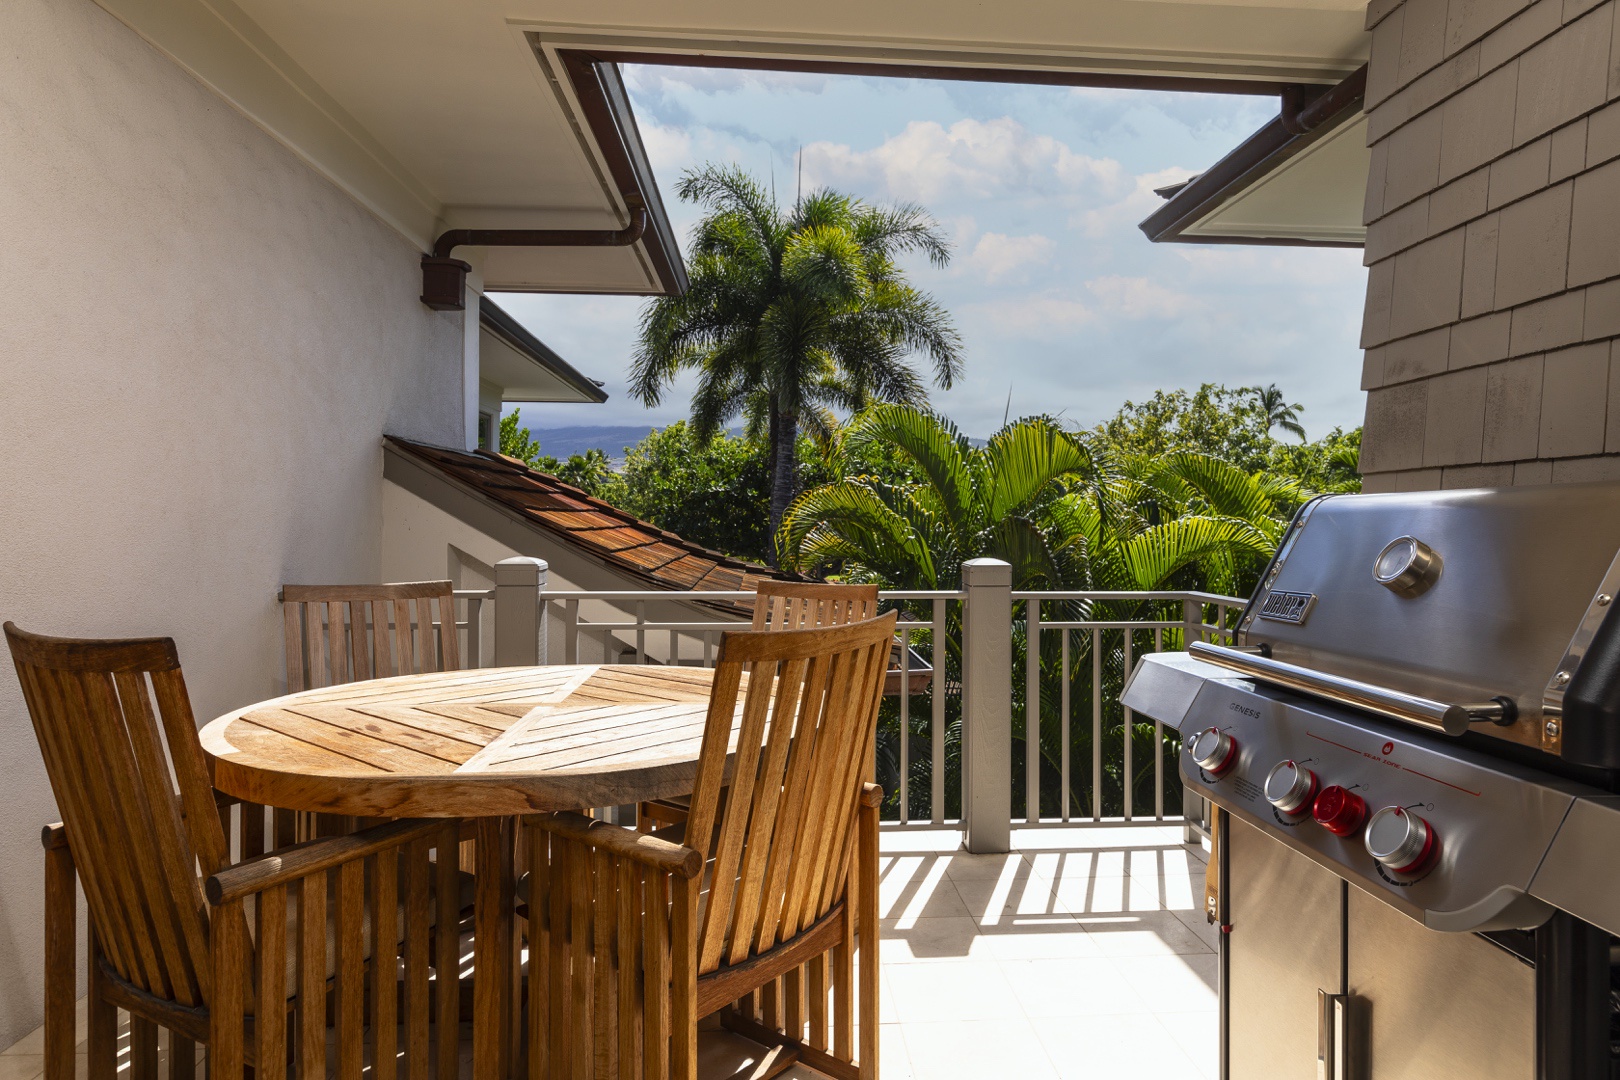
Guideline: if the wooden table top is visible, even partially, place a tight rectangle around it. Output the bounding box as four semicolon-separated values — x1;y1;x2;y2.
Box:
200;665;741;818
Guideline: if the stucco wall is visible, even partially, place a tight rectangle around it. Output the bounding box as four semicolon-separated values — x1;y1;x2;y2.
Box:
0;0;465;1048
1357;0;1620;489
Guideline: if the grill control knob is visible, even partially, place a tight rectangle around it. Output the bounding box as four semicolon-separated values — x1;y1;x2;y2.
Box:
1364;807;1438;874
1187;727;1238;776
1263;760;1318;815
1312;786;1368;837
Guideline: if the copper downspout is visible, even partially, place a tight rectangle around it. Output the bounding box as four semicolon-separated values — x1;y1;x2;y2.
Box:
420;208;649;311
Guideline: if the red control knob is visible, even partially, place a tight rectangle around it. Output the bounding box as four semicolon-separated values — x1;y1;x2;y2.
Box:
1187;727;1238;776
1312;786;1367;836
1364;807;1439;874
1264;760;1318;815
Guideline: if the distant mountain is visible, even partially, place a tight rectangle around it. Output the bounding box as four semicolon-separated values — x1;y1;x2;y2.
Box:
524;425;663;460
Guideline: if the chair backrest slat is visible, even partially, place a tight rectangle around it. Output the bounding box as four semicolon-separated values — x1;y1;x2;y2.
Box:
750;581;879;633
6;624;229;1007
683;612;895;975
281;581;462;692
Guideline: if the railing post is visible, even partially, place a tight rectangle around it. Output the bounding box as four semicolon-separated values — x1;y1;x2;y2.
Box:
961;558;1012;854
493;557;547;667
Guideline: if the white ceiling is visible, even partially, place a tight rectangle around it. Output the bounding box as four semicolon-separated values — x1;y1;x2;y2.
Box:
95;0;1370;293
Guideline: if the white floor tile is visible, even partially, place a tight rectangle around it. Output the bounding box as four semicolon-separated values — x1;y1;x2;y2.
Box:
1113;954;1219;1014
883;961;1025;1023
1158;1010;1220;1080
1032;1012;1205;1080
900;1019;1060;1080
1077;910;1214;957
1001;957;1153;1019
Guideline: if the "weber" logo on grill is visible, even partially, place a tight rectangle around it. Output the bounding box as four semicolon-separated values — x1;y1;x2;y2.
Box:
1258;590;1316;625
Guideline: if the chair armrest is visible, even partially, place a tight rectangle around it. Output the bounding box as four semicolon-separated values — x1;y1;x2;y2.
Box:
527;811;703;879
205;817;443;904
861;782;883;808
40;822;68;851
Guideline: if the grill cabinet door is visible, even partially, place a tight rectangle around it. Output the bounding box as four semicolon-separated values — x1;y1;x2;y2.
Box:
1346;885;1535;1080
1228;819;1345;1079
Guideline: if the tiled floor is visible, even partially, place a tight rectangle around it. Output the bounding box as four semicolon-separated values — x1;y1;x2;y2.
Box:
0;825;1215;1080
868;825;1216;1080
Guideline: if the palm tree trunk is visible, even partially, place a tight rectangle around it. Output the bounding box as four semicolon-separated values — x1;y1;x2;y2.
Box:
769;409;798;564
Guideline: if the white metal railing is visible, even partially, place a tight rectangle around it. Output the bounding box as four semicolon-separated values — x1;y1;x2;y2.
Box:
1014;591;1241;839
455;557;1244;854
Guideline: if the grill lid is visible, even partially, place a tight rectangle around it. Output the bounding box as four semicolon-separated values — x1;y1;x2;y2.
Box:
1224;483;1620;765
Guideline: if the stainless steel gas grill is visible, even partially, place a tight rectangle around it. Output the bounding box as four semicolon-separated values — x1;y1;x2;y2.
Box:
1121;483;1620;1080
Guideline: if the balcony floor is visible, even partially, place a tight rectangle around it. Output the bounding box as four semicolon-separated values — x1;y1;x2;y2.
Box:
866;825;1216;1080
1;826;1214;1080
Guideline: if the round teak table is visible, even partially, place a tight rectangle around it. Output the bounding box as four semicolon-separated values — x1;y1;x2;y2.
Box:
200;664;741;1080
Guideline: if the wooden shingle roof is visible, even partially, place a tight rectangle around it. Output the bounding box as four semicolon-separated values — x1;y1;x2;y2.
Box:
385;437;799;598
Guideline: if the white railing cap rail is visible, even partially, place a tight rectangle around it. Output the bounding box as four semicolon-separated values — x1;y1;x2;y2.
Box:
1011;589;1246;604
535;588;965;601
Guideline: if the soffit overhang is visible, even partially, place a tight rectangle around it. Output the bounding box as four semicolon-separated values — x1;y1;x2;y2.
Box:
92;0;1369;291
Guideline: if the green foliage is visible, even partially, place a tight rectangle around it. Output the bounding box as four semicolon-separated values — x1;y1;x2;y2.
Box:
781;403;1281;594
631;164;964;542
1265;426;1362;494
498;410;614;498
588;423;835;565
498;410;548;470
1091;384;1277;471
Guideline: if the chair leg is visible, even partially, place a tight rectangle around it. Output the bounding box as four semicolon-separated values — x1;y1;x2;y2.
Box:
129;1018;158;1080
43;844;76;1080
86;934;117;1080
857;803;880;1080
169;1036;196;1080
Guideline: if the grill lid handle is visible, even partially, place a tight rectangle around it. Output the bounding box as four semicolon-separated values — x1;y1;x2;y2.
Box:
1187;641;1516;736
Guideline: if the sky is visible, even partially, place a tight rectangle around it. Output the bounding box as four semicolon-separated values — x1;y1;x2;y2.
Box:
493;66;1369;444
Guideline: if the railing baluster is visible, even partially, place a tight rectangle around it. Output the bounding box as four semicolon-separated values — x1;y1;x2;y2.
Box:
1123;628;1134;822
565;598;579;664
1154;627;1164;821
1092;628;1102;822
1025;598;1040;824
932;597;946;825
899;626;910;825
1060;628;1071;822
704;630;714;668
635;600;646;664
670;627;679;667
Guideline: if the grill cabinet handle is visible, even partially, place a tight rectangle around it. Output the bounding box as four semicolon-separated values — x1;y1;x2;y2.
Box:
1188;641;1515;737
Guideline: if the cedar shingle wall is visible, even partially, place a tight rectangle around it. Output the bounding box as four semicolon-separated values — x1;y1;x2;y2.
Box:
1358;0;1620;489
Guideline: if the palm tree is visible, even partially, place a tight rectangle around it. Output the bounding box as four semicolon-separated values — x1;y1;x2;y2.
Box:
1256;383;1307;441
781;404;1291;821
630;165;963;556
779;404;1282;592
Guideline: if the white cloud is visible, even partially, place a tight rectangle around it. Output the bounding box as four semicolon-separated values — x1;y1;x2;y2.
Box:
639;123;694;172
964;232;1056;283
1085;275;1201;319
1072;166;1195;237
800;118;1128;203
968;291;1096;336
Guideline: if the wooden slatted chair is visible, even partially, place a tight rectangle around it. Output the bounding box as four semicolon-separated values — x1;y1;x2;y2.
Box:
280;580;462;692
281;581;467;841
750;580;879;632
638;581;882;833
524;612;895;1080
7;623;469;1080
